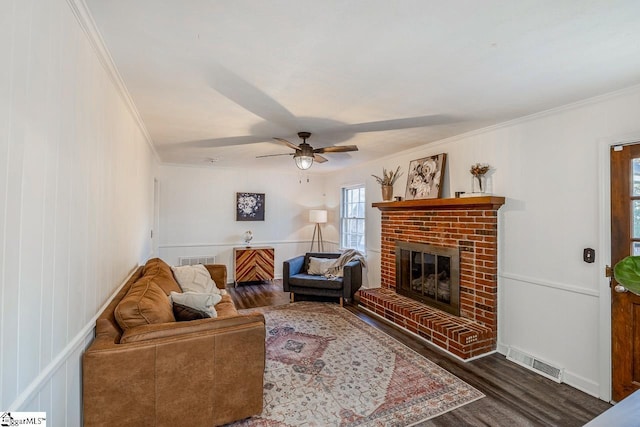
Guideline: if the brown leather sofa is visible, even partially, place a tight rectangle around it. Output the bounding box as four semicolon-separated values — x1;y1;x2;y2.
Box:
82;258;265;427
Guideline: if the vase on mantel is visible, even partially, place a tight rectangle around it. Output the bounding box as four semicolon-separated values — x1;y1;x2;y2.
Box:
382;185;393;201
472;175;486;194
470;163;491;195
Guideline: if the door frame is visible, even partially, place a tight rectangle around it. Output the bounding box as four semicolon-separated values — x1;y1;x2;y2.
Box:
597;133;640;403
152;177;160;257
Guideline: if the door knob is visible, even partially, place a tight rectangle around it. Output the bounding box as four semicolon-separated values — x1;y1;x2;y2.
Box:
614;284;628;293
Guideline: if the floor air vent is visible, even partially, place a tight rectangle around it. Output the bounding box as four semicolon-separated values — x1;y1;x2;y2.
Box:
506;347;564;383
178;256;216;266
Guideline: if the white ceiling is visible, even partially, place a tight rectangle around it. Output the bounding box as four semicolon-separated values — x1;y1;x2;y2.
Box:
85;0;640;172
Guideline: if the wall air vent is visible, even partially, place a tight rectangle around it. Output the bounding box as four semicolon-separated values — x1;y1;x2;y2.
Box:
506;347;564;383
178;256;216;266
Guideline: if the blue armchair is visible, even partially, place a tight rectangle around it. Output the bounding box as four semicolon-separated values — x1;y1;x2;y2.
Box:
283;252;363;306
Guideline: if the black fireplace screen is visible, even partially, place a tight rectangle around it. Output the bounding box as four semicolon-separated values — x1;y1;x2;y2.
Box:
396;242;460;316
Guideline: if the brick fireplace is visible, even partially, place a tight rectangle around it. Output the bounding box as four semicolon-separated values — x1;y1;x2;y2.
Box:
358;196;505;360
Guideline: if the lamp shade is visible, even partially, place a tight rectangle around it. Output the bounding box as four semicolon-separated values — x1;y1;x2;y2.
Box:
309;209;327;224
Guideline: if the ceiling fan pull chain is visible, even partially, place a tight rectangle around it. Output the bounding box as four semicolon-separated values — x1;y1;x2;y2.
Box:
296;172;310;184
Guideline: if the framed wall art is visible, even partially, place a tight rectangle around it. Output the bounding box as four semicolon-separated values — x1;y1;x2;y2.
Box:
404;154;447;200
236;192;265;221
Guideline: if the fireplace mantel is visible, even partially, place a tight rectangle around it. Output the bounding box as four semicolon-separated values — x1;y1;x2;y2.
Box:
372;196;505;211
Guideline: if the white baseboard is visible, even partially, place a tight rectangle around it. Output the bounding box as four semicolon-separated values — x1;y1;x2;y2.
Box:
497;342;509;355
563;371;601;399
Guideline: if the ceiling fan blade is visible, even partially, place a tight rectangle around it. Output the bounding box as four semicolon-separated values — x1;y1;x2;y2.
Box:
256;152;294;158
314;145;358;154
273;137;300;151
313;154;328;163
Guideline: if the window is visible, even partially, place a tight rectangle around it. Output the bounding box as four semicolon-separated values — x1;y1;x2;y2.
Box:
340;185;365;252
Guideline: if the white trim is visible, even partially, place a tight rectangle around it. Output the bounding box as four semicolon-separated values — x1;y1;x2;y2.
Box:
158;239;339;249
497;342;509;356
564;371;601;399
358;306;496;363
340;185;367;252
9;265;140;410
597;137;614;403
499;271;599;298
65;0;160;163
152;178;160;257
341;182;367;191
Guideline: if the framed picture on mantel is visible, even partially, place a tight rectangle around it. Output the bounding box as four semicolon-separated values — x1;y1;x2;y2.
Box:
236;192;265;221
404;153;446;200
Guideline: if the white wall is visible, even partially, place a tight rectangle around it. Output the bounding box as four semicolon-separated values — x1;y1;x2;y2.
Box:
324;85;640;400
158;166;338;280
0;0;156;424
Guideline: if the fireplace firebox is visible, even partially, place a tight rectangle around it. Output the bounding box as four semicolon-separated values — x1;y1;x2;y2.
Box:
395;241;460;316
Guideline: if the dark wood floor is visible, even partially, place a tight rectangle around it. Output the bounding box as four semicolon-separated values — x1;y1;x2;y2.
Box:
228;281;611;426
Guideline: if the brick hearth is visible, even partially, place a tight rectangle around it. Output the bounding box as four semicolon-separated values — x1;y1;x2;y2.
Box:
359;196;505;359
358;288;494;358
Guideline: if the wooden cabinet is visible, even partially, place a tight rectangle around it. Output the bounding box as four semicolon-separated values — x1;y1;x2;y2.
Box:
233;246;274;285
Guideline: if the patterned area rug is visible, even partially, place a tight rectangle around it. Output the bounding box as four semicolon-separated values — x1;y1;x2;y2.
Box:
231;302;484;426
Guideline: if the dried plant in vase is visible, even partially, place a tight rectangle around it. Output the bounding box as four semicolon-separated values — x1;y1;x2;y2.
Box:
372;166;403;201
470;163;490;193
372;166;403;186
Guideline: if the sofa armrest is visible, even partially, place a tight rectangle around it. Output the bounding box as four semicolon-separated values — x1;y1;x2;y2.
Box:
204;263;227;288
342;260;363;299
283;255;305;292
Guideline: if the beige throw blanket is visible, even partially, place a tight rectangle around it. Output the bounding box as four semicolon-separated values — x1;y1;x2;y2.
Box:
325;249;366;279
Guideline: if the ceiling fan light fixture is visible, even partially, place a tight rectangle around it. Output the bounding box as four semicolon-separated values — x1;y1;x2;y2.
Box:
294;151;313;170
293;134;314;170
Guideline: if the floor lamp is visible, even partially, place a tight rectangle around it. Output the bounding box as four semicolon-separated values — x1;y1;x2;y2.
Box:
309;209;327;252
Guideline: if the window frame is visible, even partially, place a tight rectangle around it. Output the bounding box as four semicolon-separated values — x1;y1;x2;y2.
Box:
339;184;366;252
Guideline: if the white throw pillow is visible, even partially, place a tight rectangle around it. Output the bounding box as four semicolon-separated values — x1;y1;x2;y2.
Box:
170;291;222;318
171;264;227;295
307;257;335;275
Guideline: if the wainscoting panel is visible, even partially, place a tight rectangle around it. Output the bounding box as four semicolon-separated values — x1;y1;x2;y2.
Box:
1;2;156;426
499;274;602;397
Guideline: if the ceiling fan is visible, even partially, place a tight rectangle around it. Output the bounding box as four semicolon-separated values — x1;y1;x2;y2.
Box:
256;131;358;170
